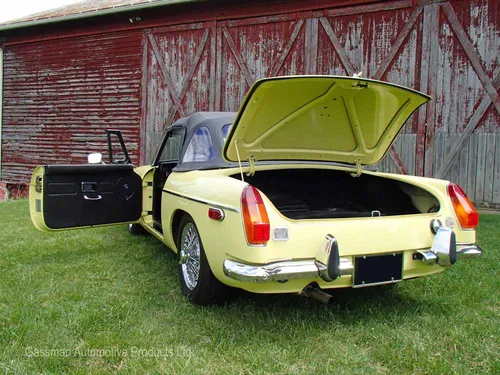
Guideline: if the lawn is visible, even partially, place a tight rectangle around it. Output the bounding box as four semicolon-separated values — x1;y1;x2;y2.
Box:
0;200;498;375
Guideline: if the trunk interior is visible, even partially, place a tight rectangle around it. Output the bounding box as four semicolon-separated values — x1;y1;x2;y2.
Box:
236;169;440;220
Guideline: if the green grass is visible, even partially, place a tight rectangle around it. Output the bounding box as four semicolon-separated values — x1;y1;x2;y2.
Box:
0;200;498;374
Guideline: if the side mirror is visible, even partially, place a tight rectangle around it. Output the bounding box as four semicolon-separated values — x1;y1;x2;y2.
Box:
88;152;103;164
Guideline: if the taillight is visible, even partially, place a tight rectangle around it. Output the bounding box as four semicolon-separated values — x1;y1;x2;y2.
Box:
447;183;479;229
241;185;270;245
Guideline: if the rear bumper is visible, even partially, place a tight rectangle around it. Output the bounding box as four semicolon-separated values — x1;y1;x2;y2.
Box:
222;239;483;284
456;243;483;258
223;257;353;283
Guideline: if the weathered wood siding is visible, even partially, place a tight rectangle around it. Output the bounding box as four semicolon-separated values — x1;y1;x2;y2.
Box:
1;0;498;206
143;0;499;206
2;30;143;183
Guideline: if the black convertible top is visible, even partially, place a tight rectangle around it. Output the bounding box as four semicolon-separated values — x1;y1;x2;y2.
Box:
167;112;237;171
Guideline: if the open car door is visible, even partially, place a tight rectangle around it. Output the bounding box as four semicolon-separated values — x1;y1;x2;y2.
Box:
30;164;142;231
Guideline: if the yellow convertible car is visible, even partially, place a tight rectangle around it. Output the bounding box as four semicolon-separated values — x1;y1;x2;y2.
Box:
29;76;483;305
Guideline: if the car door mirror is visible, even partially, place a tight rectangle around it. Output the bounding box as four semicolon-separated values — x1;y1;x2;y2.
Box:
88;152;103;164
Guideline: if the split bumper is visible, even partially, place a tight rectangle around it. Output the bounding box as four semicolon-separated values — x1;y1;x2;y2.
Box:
222;229;483;284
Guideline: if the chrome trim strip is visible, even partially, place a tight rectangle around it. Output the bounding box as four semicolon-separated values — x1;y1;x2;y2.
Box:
223;258;354;283
162;189;239;213
352;279;401;289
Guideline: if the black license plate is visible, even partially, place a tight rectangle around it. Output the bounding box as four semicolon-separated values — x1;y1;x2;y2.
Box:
354;253;403;287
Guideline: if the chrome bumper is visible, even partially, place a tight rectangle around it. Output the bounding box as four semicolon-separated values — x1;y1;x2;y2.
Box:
223;234;353;283
456;243;483;258
223;258;354;283
415;227;483;266
223;229;483;284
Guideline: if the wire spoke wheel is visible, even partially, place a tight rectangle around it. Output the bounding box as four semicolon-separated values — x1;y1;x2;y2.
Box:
177;215;230;305
180;222;201;290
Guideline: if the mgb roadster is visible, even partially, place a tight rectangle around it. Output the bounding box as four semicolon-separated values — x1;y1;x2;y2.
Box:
29;76;483;305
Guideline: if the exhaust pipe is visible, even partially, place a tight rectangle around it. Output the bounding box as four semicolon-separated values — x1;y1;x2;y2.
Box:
302;285;333;305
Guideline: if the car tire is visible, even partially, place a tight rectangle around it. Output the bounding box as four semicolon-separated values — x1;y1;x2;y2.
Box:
128;223;147;235
177;215;228;305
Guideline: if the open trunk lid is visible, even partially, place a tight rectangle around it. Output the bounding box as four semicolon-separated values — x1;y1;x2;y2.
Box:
223;76;430;166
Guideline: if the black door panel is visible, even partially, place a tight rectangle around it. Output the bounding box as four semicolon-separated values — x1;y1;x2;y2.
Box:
43;164;142;229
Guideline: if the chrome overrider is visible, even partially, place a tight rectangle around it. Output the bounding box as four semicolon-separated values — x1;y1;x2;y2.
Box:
416;227;483;267
223;235;354;283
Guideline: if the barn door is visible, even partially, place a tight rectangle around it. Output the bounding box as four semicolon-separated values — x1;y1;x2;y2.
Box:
141;22;216;163
420;1;500;208
316;2;425;176
140;0;499;207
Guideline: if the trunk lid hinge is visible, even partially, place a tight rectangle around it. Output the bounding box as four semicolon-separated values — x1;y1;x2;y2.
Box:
234;140;245;181
350;158;363;178
247;155;256;177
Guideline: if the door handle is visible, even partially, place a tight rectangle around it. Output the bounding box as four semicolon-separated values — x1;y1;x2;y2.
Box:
83;194;102;201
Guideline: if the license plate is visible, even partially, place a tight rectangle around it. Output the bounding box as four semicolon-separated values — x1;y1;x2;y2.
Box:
353;253;403;287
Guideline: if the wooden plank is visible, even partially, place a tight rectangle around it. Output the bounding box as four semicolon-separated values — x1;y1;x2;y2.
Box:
423;3;440;177
139;33;149;164
466;135;478;201
483;134;496;203
441;2;500;115
457;134;469;193
209;26;216;111
325;0;413;17
494;133;500;204
319;17;356;76
146;33;185;118
433;133;444;177
416;4;432;177
373;8;422;80
269;19;305;76
406;134;416;175
475;134;487;203
228;13;297;27
449;134;460;184
304;18;318;74
221;27;254;86
417;0;448;4
215;24;222;111
151;22;204;34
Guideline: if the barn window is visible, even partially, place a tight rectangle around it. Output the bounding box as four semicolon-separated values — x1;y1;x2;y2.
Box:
183;127;215;162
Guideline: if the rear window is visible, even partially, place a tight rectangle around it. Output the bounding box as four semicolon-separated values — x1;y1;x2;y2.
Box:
222;124;231;143
182;127;215;163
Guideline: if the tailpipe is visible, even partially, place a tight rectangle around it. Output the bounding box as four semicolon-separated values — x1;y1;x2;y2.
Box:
302;285;333;305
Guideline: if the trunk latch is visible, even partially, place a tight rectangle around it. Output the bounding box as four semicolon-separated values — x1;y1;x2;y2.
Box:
247;155;256;177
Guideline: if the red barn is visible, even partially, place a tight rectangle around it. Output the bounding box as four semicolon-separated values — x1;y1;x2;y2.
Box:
0;0;498;207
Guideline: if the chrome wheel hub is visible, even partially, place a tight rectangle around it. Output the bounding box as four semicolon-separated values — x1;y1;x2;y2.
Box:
180;222;201;290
